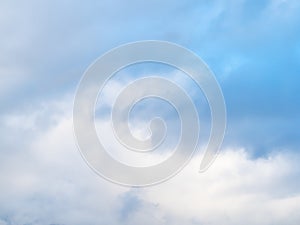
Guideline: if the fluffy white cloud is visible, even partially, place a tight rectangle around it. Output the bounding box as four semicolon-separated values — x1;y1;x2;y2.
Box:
0;96;127;225
136;150;300;225
1;0;300;224
0;96;299;225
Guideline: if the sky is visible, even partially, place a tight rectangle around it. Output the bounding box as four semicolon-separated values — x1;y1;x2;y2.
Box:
1;0;300;224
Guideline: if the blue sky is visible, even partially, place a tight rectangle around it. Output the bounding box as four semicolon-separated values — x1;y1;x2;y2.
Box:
1;0;300;224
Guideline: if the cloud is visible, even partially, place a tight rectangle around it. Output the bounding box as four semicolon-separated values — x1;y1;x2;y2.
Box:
1;95;300;225
122;150;300;225
0;96;128;225
1;0;300;224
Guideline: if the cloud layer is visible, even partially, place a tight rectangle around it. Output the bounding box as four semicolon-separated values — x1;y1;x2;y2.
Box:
1;96;300;225
1;0;300;224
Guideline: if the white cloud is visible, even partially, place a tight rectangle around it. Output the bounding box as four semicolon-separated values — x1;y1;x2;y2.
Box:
0;96;128;225
1;0;300;224
1;95;300;225
124;150;300;225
